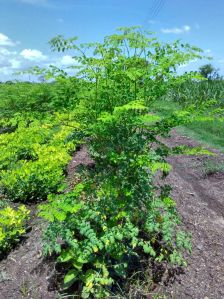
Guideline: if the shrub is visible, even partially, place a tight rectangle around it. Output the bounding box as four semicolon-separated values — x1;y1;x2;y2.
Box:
0;205;30;253
0;150;70;201
0;115;80;201
38;26;216;298
39;101;196;298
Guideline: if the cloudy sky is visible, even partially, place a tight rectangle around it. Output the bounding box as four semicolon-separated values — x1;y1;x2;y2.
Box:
0;0;224;81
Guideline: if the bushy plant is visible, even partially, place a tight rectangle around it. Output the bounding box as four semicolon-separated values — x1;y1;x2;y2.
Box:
0;79;82;118
0;149;70;201
37;26;217;298
0;205;30;253
49;26;204;117
0;114;81;201
39;100;207;297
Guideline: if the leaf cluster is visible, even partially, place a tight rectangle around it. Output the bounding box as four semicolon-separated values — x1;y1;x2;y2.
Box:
0;205;30;253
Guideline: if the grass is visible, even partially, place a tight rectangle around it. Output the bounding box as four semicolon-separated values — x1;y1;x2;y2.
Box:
151;99;181;117
152;99;224;152
202;158;224;176
178;120;224;152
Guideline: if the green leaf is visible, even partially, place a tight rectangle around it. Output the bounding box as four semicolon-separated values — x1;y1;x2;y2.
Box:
58;249;74;262
139;114;161;124
72;259;83;270
63;269;79;289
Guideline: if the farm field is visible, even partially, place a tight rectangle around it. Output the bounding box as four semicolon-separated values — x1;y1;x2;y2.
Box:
0;26;224;299
0;131;224;299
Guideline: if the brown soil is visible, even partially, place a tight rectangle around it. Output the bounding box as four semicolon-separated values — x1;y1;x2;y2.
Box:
66;145;94;190
162;130;224;299
0;137;224;299
0;206;56;299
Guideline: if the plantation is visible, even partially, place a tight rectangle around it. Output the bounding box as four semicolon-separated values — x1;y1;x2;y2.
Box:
0;27;224;298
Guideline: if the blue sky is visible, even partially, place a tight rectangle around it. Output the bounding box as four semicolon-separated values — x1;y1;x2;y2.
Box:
0;0;224;81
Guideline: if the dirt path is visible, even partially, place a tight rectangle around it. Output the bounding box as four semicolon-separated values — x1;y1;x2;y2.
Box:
0;208;56;299
163;131;224;299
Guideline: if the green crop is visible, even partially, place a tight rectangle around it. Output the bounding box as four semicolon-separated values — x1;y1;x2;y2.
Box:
37;26;217;298
0;25;219;298
0;205;30;253
0;113;81;201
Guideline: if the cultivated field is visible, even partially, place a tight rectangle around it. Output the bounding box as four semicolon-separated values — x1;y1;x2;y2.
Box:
0;27;224;298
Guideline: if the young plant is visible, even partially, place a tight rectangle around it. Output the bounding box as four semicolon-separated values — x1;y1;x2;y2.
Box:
38;27;215;297
0;205;30;253
40;100;200;298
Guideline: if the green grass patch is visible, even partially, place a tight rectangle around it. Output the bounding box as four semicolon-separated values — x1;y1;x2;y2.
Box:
153;99;224;152
151;99;182;117
178;119;224;152
202;158;224;176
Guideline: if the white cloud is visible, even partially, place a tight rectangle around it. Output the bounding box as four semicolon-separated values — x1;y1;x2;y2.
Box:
0;41;79;81
60;55;75;66
205;49;211;53
0;48;17;56
0;47;17;68
0;48;11;55
0;61;11;68
20;49;47;61
0;33;16;46
0;44;50;81
10;59;21;69
161;25;191;34
0;48;18;75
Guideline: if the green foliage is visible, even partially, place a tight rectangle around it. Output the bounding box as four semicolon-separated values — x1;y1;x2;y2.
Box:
0;205;30;253
40;99;198;297
0;113;80;201
47;26;204;118
166;79;224;107
0;26;217;297
199;63;221;80
171;145;214;156
0;79;84;119
36;26;218;297
180;118;224;152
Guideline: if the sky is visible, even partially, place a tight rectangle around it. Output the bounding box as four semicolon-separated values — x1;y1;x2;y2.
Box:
0;0;224;81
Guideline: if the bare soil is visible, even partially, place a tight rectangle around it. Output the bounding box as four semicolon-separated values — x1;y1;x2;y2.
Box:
0;207;56;299
0;136;224;299
162;130;224;299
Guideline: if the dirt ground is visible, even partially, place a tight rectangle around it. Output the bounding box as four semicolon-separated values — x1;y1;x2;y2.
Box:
0;133;224;298
162;131;224;299
0;208;56;299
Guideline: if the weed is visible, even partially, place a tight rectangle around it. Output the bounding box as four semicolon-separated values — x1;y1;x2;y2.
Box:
203;158;224;176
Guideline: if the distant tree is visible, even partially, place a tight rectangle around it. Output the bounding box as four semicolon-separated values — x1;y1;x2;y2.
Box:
38;75;46;83
199;63;222;80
